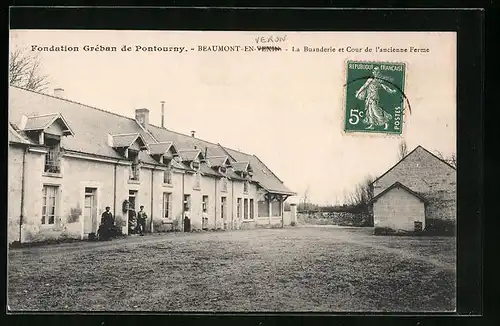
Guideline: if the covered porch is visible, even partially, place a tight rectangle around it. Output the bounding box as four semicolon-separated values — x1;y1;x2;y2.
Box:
256;192;294;227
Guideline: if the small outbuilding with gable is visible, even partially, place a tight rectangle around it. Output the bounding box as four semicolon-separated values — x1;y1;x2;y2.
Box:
371;181;428;232
369;145;456;234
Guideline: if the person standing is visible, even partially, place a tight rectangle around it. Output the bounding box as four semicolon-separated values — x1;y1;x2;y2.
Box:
100;206;114;240
137;205;148;236
128;207;137;235
202;208;208;230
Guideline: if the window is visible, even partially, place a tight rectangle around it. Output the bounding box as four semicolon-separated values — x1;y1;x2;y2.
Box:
162;192;172;219
184;194;191;211
192;161;200;170
202;195;209;211
163;169;173;184
42;185;58;224
250;199;254;219
237;198;242;218
194;172;201;189
243;180;249;194
258;200;269;217
221;178;228;192
244;198;249;220
129;151;140;181
44;137;61;173
221;196;227;220
128;190;137;210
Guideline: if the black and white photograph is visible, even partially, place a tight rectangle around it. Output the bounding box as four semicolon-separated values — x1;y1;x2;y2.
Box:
8;27;459;313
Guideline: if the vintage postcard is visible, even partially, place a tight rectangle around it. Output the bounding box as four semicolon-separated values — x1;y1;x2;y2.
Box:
8;29;456;312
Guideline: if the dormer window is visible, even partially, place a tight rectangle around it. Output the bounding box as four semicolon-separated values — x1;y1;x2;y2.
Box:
19;113;74;176
44;135;61;173
129;150;140;181
192;161;200;170
219;166;227;174
108;133;147;182
232;161;252;180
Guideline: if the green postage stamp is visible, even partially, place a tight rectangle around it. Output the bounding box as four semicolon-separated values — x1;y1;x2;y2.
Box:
344;61;406;134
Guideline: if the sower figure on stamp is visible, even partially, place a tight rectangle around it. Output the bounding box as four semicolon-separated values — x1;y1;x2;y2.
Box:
355;66;397;130
137;205;147;236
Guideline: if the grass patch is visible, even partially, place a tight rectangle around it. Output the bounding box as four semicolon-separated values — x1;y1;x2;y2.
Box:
8;227;455;312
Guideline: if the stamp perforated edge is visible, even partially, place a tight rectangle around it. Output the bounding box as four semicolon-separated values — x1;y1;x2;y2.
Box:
340;59;409;138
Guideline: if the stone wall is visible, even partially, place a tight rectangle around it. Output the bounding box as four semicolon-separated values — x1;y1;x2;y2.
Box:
297;211;371;227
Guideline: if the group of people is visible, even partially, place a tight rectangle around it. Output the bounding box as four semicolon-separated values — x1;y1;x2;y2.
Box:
128;205;148;236
97;205;148;240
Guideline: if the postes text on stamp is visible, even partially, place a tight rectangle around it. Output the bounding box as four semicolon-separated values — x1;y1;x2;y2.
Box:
344;61;406;134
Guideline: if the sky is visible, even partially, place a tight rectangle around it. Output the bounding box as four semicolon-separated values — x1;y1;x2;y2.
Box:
9;30;457;205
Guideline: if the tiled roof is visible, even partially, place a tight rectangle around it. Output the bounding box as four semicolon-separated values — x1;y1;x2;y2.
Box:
207;156;229;167
371;145;456;186
24;114;59;130
227;169;246;181
148;141;175;155
23;113;75;136
111;133;142;148
9;85;294;195
149;123;294;195
178;149;201;162
225;148;295;195
232;162;249;172
10;86;151;161
8;123;33;145
199;164;222;178
171;159;188;170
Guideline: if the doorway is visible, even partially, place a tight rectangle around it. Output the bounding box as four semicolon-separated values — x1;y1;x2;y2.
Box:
84;187;97;235
221;196;227;229
183;194;191;232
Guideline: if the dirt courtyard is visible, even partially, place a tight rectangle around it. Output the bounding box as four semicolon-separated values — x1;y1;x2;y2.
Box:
7;226;456;312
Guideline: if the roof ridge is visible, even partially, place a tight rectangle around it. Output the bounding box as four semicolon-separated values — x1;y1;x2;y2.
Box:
178;148;201;152
148;123;221;148
110;132;140;136
149;141;173;145
371;145;455;185
12;85;257;158
223;146;253;157
25;112;59;118
206;155;228;158
10;85;140;124
148;124;255;159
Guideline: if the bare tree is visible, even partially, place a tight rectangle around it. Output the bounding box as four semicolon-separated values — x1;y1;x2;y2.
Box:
344;175;374;207
302;185;310;211
436;150;457;169
398;140;408;160
10;46;50;92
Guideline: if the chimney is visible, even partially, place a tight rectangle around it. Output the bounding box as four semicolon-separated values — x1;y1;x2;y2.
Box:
54;88;64;98
160;101;165;128
191;130;196;138
135;108;149;129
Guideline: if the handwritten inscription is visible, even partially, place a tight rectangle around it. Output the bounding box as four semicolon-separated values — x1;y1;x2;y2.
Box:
254;35;287;44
